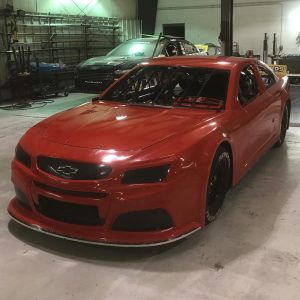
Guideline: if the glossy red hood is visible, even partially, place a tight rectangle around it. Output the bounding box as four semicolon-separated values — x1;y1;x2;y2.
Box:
42;102;216;151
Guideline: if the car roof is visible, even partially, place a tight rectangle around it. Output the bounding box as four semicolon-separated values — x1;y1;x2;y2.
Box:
125;36;185;43
126;38;158;43
144;56;260;70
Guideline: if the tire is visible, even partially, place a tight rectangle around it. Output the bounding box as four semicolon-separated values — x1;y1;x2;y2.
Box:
205;146;231;224
274;104;289;148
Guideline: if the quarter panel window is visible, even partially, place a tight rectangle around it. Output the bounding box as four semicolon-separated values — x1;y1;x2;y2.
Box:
182;42;198;55
258;65;276;89
238;65;259;105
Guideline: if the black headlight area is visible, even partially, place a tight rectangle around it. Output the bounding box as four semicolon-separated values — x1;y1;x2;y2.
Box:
122;165;170;184
15;144;31;168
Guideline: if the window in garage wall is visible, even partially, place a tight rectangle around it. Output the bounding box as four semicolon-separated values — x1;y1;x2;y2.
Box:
163;23;185;38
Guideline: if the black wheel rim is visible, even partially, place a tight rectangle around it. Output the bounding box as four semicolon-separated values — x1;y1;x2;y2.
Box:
207;155;230;219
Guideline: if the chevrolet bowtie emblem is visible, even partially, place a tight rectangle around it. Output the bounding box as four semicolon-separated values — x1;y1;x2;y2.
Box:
56;165;79;177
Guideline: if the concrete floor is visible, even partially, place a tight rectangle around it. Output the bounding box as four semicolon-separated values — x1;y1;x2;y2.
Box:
1;92;300;300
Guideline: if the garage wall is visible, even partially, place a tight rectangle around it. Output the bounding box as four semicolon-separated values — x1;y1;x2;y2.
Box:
156;0;220;46
0;0;137;18
156;0;300;58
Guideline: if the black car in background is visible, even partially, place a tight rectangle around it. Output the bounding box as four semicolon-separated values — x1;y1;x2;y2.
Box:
75;36;199;92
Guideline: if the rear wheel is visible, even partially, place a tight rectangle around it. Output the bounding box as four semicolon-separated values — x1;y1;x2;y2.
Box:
274;104;289;148
205;146;231;224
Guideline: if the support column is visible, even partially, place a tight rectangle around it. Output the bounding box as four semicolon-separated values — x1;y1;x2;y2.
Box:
219;0;233;56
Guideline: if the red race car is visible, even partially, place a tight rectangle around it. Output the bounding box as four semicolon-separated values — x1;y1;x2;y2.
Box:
8;56;290;246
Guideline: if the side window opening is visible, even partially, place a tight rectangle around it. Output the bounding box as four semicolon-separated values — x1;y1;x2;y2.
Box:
182;42;198;55
238;65;259;105
258;65;276;89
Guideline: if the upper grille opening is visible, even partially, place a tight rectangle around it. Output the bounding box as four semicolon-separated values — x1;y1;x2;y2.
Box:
37;156;112;180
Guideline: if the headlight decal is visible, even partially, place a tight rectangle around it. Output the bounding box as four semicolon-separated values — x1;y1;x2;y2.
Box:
15;144;31;168
122;165;170;184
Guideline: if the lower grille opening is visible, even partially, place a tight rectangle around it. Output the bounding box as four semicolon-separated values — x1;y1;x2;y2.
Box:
14;187;32;210
37;195;103;226
112;208;173;232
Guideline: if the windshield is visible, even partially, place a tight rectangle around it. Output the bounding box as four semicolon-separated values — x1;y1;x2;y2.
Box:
102;66;230;109
107;40;162;57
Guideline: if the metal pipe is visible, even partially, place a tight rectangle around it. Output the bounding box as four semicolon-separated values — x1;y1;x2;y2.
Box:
273;33;276;56
27;46;31;73
12;47;20;73
21;46;26;73
263;33;268;63
17;47;22;73
152;32;162;58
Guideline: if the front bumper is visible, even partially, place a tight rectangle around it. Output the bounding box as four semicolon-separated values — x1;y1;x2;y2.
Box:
8;159;203;246
8;201;201;247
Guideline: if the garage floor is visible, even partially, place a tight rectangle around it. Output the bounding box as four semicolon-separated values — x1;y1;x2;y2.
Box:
1;89;300;300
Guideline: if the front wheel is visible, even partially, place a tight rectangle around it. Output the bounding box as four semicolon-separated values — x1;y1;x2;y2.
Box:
205;146;231;224
274;104;289;148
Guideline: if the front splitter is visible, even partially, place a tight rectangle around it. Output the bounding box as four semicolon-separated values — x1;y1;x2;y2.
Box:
9;214;202;247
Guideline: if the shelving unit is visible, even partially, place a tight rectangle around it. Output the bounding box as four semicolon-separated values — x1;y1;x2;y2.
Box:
1;11;140;67
0;9;140;99
1;12;114;66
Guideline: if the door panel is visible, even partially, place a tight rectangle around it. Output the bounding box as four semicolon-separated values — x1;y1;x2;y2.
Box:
255;63;282;140
233;94;272;172
230;64;279;179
